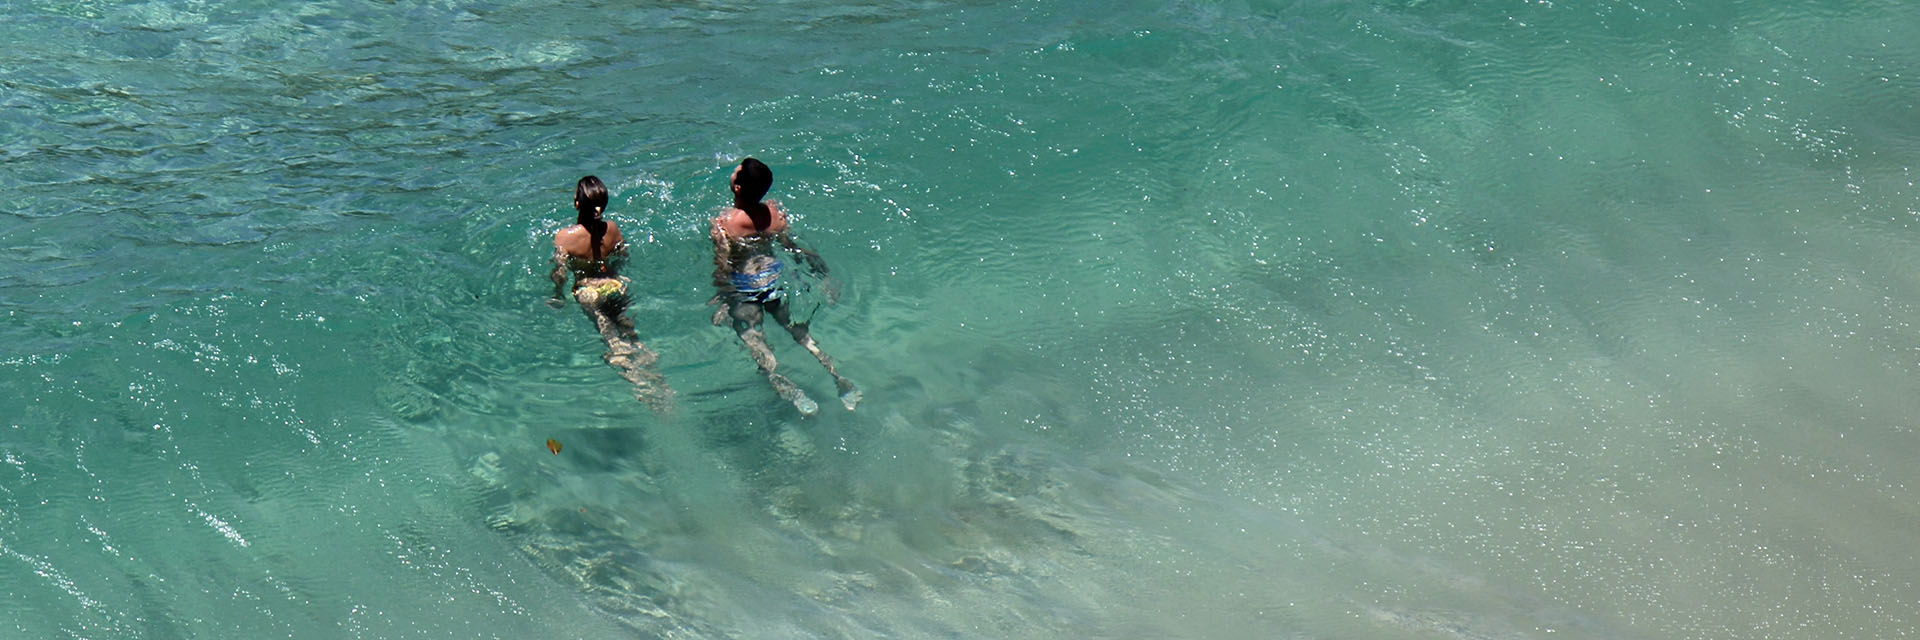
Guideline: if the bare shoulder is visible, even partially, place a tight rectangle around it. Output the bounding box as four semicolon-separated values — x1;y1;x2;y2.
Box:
714;208;753;238
767;201;791;232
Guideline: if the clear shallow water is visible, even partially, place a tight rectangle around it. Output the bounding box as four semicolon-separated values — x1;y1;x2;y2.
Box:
5;0;1920;638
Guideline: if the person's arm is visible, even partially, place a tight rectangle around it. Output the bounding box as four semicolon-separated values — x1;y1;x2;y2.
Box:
777;231;838;304
768;202;829;277
778;232;830;277
549;251;570;301
710;217;736;292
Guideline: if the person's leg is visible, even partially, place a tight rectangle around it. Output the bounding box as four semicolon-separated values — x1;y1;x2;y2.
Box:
768;300;859;410
579;294;673;411
731;300;817;415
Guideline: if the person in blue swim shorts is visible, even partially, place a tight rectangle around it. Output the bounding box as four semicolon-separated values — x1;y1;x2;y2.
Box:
708;158;858;415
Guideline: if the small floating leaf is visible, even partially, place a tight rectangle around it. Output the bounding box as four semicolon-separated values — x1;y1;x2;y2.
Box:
546;438;562;455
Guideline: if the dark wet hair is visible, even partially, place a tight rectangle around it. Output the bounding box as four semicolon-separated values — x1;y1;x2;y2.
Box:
734;158;773;231
575;175;609;261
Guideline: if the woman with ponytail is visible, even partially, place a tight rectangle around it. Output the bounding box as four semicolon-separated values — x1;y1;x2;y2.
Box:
710;158;858;416
550;175;672;410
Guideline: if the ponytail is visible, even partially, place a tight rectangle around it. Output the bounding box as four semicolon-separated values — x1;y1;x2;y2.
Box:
585;214;607;261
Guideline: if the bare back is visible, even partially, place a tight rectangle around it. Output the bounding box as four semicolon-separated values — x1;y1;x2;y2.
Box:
554;222;626;261
713;201;788;240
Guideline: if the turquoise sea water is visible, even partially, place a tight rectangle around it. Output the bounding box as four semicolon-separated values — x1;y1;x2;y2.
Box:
6;1;1920;638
